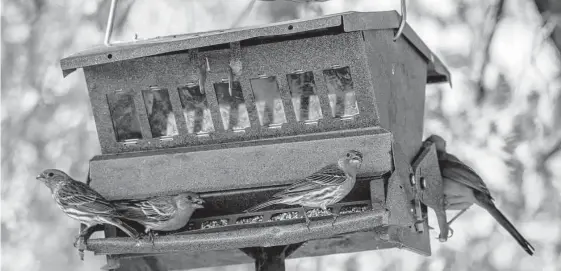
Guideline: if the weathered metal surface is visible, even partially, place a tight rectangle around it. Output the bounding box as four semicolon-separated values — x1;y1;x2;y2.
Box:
60;9;451;267
113;229;395;270
87;209;388;255
363;29;428;163
413;139;448;241
60;11;450;84
85;32;378;154
89;127;392;199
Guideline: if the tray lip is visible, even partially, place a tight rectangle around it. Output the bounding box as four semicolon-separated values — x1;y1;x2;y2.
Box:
59;11;450;84
85;208;389;255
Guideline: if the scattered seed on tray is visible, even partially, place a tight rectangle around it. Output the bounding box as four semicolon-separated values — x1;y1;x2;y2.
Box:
186;222;197;231
269;211;300;221
306;208;333;217
339;205;370;214
236;215;264;224
201;219;229;229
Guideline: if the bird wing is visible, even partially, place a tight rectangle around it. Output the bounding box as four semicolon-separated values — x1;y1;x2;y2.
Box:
273;164;347;198
114;196;176;222
439;155;492;198
57;180;119;216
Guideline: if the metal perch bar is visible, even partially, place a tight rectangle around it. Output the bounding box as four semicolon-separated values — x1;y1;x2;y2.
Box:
88;209;388;255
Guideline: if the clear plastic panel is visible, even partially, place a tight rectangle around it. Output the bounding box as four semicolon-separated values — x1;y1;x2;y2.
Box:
249;76;287;127
213;81;250;131
323;66;359;118
178;84;215;135
286;71;322;122
141;87;179;138
106;91;143;142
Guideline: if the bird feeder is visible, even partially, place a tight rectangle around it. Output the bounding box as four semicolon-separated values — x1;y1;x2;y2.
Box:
60;9;451;271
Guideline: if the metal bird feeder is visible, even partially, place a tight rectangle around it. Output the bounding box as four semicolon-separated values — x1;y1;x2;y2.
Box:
60;4;451;270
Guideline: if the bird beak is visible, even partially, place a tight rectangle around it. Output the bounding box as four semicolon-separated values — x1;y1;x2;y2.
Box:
36;174;44;180
194;198;205;208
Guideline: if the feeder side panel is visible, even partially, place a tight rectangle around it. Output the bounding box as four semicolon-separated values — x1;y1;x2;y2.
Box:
363;29;428;162
88;127;392;200
84;62;152;155
387;223;431;256
238;31;379;135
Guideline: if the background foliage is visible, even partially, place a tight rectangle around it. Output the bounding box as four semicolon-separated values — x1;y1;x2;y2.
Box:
2;0;560;270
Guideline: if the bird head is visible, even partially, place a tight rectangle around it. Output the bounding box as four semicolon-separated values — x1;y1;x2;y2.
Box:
427;134;447;152
339;150;363;174
175;192;205;209
36;169;70;189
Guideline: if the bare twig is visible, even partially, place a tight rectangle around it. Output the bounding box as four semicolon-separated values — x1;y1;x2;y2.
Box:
533;0;561;55
475;0;506;105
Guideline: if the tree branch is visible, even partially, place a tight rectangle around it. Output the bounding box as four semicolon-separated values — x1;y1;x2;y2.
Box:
475;0;506;105
533;0;561;55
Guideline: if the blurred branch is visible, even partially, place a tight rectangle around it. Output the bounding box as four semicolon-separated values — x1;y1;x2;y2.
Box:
475;0;505;105
533;0;561;55
539;136;561;166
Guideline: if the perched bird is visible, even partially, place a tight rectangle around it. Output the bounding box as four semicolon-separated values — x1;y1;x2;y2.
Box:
112;192;205;243
36;169;140;248
245;150;363;227
427;135;535;255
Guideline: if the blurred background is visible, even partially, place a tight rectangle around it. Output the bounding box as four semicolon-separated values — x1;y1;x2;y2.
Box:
2;0;560;270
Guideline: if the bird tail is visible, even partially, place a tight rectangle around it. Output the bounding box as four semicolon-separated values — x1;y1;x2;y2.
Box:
103;217;140;239
479;199;535;255
245;198;284;213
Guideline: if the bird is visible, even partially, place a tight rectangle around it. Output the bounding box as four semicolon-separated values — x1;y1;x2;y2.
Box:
36;169;141;250
112;192;205;244
245;150;363;228
426;135;535;255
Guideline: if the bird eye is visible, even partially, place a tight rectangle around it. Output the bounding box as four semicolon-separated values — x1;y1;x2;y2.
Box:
187;196;192;200
48;172;54;177
347;153;351;158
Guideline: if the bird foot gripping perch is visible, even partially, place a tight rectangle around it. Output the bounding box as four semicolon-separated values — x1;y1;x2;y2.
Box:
410;139;450;242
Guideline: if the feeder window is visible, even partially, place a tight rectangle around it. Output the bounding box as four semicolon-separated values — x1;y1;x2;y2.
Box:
213;81;250;131
106;91;143;142
141;87;179;138
323;66;359;118
249;76;287;127
178;84;215;135
286;71;322;122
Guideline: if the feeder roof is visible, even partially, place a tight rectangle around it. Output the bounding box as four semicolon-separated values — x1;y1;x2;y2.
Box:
60;11;450;84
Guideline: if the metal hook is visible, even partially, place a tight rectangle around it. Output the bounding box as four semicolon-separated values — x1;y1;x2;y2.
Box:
393;0;406;41
104;0;118;46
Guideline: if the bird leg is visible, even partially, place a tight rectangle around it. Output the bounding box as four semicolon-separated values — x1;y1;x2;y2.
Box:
324;208;339;226
301;207;311;230
447;207;469;226
145;229;157;247
74;225;97;248
74;224;98;261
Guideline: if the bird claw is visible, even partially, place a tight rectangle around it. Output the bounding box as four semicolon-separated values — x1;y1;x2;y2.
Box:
74;237;87;261
435;227;454;241
74;236;87;249
331;215;339;226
